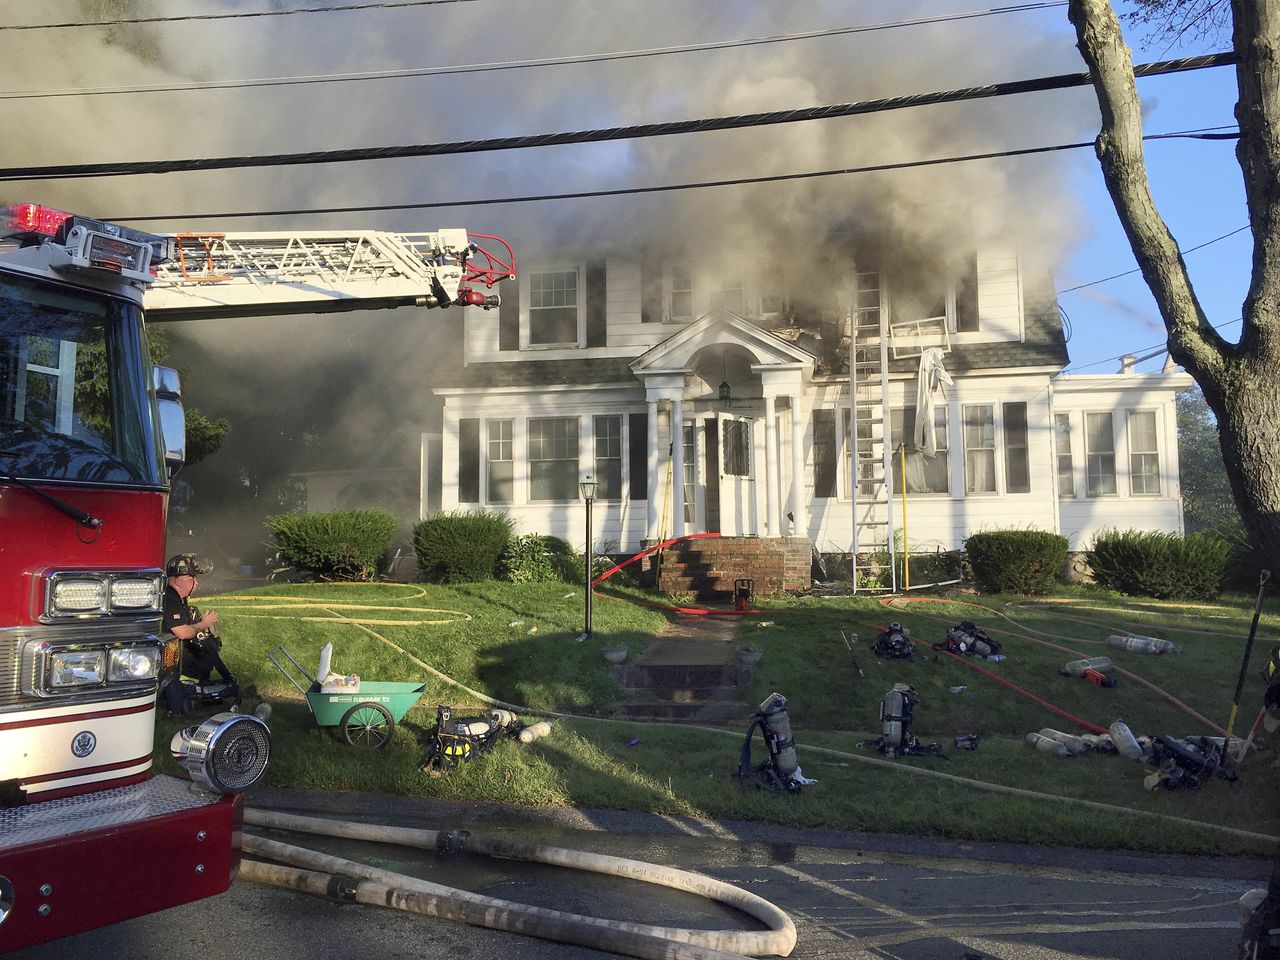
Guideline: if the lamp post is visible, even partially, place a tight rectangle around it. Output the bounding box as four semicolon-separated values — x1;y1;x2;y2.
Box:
579;473;597;641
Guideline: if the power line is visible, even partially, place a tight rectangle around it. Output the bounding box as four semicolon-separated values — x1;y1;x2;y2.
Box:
1057;224;1251;294
0;52;1235;183
108;126;1237;224
0;3;1068;100
1060;318;1242;375
0;0;476;32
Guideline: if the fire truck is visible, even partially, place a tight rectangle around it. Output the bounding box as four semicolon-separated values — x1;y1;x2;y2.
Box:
0;202;514;951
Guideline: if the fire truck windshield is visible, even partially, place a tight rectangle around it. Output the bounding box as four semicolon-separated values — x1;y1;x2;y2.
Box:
0;273;163;487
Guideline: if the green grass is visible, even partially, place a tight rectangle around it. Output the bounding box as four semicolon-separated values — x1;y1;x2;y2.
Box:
154;580;1280;859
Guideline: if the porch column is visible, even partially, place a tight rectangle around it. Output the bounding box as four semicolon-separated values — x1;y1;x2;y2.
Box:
763;394;780;537
671;397;686;537
646;400;660;539
789;397;806;535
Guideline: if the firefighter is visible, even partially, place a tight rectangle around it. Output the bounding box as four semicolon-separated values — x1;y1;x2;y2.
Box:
162;554;237;716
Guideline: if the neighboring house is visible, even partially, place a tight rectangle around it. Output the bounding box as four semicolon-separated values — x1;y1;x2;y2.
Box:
429;243;1191;567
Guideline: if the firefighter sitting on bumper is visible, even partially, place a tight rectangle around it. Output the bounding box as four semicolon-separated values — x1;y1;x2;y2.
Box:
161;554;238;716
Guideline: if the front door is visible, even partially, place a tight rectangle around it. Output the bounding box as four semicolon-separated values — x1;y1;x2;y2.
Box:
717;412;757;535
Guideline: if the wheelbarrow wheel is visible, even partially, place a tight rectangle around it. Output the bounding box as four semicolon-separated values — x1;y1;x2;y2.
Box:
341;702;395;749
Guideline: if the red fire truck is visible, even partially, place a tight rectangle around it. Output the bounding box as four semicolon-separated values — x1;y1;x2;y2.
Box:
0;202;513;951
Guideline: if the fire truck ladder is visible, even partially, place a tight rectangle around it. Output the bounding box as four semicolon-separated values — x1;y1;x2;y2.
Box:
850;271;897;593
143;229;514;321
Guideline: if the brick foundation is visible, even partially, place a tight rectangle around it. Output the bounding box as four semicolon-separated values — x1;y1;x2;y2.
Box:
654;536;812;597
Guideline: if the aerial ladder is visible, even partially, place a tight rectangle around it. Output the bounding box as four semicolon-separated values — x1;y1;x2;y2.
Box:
145;228;515;319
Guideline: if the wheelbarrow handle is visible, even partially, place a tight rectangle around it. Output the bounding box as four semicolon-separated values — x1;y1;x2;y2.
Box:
267;645;316;695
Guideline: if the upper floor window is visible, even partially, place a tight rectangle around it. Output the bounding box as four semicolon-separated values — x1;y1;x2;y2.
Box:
527;269;580;346
1128;410;1161;495
885;253;979;334
669;266;693;322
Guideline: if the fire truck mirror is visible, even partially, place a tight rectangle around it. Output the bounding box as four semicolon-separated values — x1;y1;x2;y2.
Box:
157;397;186;478
0;874;14;928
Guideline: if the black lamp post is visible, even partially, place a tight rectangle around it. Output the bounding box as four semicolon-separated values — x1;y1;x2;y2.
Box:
579;473;597;640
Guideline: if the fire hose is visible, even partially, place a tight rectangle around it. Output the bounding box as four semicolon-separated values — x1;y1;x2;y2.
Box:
239;809;796;960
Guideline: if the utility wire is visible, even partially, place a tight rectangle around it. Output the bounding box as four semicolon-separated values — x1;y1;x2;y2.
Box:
1060;317;1243;375
1057;223;1250;294
0;0;476;31
0;3;1068;100
107;126;1239;224
0;52;1235;183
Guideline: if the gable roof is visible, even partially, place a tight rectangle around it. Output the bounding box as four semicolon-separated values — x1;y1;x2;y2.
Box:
630;308;814;373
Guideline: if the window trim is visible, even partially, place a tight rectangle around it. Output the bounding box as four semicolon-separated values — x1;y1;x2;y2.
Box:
486;418;514;504
1127;408;1162;497
1084;409;1119;498
1054;412;1075;500
1002;401;1030;495
521;264;584;349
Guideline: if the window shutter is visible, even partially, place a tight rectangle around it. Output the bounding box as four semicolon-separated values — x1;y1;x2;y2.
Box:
640;258;663;323
812;409;836;498
458;418;480;502
629;413;647;499
586;259;607;347
498;278;520;350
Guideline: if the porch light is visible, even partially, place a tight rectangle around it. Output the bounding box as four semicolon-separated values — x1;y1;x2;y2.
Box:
719;380;732;405
579;474;597;501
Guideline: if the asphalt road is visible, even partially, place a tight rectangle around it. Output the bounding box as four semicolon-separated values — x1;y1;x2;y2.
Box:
9;788;1267;960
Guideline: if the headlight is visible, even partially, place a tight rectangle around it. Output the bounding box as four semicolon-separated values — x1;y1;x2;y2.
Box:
110;576;163;610
108;646;159;681
52;579;107;614
49;649;105;687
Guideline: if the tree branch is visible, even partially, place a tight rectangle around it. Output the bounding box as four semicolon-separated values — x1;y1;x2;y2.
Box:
1068;0;1230;380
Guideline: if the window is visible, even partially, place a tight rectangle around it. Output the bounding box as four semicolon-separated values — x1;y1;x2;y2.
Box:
841;408;878;498
964;404;996;493
885;255;981;334
487;419;513;503
528;269;579;345
1003;402;1030;493
682;421;697;523
812;409;837;498
1085;412;1117;496
1055;413;1074;498
890;407;949;494
594;415;621;501
1128;410;1161;495
722;419;750;476
707;274;744;315
528;417;578;500
669;266;693;322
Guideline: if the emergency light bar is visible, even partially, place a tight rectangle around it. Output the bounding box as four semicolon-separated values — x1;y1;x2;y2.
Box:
2;202;172;283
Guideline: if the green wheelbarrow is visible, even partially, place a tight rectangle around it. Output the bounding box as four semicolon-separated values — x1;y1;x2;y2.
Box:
268;643;427;749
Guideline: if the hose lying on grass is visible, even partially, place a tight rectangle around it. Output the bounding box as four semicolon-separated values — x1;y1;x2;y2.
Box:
240;809;797;960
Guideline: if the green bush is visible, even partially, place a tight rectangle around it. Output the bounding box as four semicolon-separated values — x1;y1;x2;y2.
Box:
500;534;557;583
265;509;397;581
964;530;1068;595
413;510;515;583
1086;528;1230;600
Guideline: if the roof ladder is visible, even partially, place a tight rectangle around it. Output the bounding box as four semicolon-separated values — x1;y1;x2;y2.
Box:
850;271;897;593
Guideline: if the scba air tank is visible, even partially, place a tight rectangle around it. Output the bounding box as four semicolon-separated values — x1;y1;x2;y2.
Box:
1107;635;1180;655
1025;732;1070;757
759;692;798;778
1038;728;1088;754
1063;656;1114;677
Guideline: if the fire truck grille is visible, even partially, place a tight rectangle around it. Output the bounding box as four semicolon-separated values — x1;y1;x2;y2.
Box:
0;640;19;708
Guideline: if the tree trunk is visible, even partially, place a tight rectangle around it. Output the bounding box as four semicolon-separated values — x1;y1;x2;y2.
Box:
1070;0;1280;570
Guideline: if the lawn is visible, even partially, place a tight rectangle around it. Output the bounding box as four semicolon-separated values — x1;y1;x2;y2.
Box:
154;580;1280;859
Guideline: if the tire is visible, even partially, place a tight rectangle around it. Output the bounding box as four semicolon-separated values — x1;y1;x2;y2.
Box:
341;702;394;749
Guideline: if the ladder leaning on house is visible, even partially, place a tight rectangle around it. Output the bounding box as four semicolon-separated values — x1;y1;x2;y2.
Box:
143;229;514;321
850;271;897;593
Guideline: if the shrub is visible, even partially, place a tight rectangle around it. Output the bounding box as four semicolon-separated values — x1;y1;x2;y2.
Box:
500;534;557;583
964;530;1068;595
1086;528;1230;600
265;509;397;581
413;510;515;583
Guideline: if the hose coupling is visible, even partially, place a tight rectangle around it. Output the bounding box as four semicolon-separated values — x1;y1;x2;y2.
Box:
436;829;472;854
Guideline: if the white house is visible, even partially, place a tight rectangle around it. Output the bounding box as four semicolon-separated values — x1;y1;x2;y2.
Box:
429;242;1191;576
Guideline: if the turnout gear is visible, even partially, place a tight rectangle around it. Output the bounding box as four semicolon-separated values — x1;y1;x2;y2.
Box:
421;705;520;772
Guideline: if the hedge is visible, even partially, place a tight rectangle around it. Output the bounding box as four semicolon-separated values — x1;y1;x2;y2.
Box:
265;508;397;581
413;510;515;583
964;530;1067;595
1086;529;1230;600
